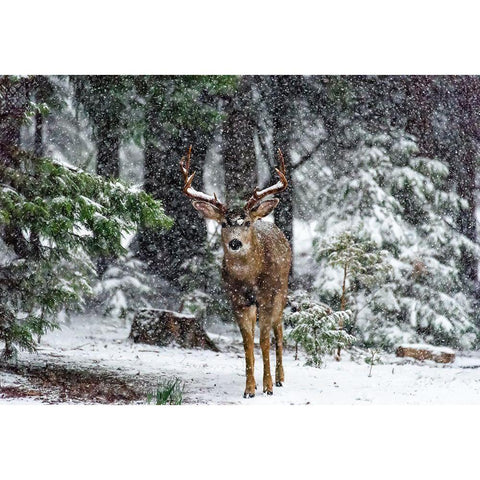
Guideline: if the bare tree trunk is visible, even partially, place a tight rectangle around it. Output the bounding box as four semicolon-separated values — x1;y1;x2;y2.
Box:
96;128;120;178
0;76;25;166
95;115;121;276
336;263;348;361
404;76;479;291
270;76;294;246
405;76;437;158
452;77;480;289
0;77;31;258
222;76;257;205
34;110;44;157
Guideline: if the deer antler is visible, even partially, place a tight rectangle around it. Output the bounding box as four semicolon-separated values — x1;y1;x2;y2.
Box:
244;148;288;211
180;145;227;214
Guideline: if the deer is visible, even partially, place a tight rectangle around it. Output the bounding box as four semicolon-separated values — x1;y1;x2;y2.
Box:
180;146;291;398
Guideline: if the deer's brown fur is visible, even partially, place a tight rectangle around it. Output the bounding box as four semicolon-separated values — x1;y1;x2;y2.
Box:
180;147;291;397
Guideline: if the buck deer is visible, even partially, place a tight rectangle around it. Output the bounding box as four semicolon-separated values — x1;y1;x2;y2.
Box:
180;146;291;398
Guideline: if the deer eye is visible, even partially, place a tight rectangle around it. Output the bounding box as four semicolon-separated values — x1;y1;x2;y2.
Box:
221;222;227;228
245;221;251;227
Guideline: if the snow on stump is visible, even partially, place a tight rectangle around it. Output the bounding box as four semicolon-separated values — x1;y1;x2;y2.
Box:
396;344;455;364
129;308;219;352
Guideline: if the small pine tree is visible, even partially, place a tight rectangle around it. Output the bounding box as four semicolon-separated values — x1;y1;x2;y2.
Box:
316;230;390;311
285;293;355;367
315;230;390;358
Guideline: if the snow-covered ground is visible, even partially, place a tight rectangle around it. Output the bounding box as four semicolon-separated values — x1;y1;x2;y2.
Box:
1;314;480;404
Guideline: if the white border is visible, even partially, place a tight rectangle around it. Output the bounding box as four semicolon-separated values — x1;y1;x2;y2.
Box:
2;1;480;74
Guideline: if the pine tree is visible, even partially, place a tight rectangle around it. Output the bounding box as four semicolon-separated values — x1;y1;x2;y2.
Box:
0;76;173;358
313;126;479;350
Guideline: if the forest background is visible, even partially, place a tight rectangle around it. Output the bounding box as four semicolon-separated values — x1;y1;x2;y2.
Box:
2;75;480;357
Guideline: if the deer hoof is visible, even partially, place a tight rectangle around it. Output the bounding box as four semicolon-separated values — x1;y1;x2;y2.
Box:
275;381;283;387
243;392;255;399
265;390;273;396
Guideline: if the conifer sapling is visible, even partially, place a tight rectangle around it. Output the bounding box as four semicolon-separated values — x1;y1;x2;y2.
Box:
315;231;389;360
285;292;355;367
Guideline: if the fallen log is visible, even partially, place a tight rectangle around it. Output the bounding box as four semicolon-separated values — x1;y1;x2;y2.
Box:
129;308;219;352
396;343;455;364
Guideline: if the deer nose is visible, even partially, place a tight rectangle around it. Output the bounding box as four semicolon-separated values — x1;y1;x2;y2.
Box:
229;239;242;251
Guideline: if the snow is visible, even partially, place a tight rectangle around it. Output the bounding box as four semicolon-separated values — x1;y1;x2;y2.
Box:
2;314;480;404
254;179;286;198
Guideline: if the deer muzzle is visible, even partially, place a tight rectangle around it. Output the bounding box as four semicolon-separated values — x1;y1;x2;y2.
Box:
229;239;243;251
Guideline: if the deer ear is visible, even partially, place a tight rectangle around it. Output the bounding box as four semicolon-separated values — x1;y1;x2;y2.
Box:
249;198;280;220
192;201;224;222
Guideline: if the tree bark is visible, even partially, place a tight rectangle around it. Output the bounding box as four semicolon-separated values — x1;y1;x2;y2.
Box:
404;76;479;290
34;110;44;157
270;76;295;246
129;308;219;351
451;77;480;288
95;112;121;276
396;345;455;363
404;76;437;158
0;76;25;166
0;77;30;258
137;82;208;287
222;76;257;205
96;128;120;178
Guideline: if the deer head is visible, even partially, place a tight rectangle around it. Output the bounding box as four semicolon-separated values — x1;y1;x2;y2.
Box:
180;146;288;255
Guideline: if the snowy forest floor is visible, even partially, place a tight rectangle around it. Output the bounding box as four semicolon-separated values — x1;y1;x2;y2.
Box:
1;314;480;405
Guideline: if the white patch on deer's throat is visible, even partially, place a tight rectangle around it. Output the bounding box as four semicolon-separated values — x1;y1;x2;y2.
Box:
236;218;244;226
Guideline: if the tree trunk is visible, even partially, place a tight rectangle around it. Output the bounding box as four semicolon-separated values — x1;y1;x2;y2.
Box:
452;77;480;289
404;76;480;290
405;76;437;158
396;344;455;363
137;84;208;287
129;308;219;351
222;76;257;205
0;76;25;166
34;110;44;157
0;77;30;258
95;120;121;276
270;76;294;246
456;142;478;284
96;128;120;178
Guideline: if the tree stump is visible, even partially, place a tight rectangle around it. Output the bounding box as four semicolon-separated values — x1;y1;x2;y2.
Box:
396;344;455;364
129;309;219;352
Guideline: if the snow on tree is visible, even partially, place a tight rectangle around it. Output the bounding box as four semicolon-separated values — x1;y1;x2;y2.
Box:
0;151;172;358
285;291;355;367
91;252;153;323
312;127;480;350
315;230;390;358
0;76;173;358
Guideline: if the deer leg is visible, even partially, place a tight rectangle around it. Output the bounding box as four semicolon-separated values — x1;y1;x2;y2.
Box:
236;306;257;398
273;322;284;387
259;323;273;395
252;310;257;390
